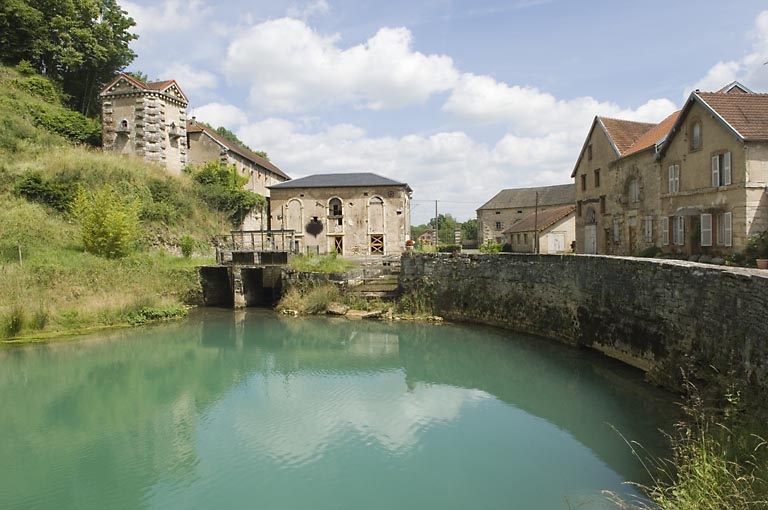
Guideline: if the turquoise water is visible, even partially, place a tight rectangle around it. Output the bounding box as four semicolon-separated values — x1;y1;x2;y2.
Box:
0;309;675;509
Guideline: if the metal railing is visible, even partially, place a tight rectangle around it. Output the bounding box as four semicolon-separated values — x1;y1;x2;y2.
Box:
217;230;298;252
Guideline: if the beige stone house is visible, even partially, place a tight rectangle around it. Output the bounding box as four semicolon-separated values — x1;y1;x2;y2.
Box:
268;173;412;256
503;205;576;253
186;119;291;230
477;184;575;244
572;82;768;257
99;74;189;174
100;74;291;230
655;84;768;256
571;113;679;255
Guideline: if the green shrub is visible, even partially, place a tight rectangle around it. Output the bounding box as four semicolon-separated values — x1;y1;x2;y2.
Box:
71;186;142;259
13;172;77;212
14;60;37;76
437;244;461;253
11;76;59;103
638;245;663;258
3;306;26;338
744;231;768;264
479;240;501;253
192;161;266;226
180;235;195;258
32;108;101;146
126;305;187;325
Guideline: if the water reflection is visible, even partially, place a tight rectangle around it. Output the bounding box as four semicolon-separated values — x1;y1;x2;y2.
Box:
0;309;675;510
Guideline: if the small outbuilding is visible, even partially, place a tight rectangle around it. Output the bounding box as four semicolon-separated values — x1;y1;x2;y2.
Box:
503;204;576;254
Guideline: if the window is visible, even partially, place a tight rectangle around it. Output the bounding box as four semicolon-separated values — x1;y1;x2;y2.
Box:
577;201;582;217
580;174;587;191
495;221;503;230
644;216;653;243
599;196;606;214
369;234;384;255
629;179;640;203
587;144;593;161
612;217;620;243
712;152;732;187
672;216;685;246
701;213;712;247
662;217;669;246
329;198;342;217
668;164;680;193
691;121;701;151
594;169;601;188
717;212;732;246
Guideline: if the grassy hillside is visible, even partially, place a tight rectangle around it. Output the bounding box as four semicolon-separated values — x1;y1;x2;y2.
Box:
0;65;233;340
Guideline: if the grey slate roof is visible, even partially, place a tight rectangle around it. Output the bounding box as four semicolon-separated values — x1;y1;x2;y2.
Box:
269;172;411;191
477;183;575;211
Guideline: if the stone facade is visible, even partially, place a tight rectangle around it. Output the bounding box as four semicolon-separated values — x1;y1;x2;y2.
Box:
477;184;575;245
100;74;189;174
573;83;768;258
269;173;411;256
400;253;768;399
186;120;291;230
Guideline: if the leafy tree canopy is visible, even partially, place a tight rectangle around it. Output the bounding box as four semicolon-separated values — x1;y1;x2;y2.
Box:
0;0;138;116
214;126;269;161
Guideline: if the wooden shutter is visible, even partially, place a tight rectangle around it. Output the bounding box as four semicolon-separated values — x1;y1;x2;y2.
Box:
724;212;732;246
662;217;669;246
712;155;720;187
723;152;731;185
701;214;712;246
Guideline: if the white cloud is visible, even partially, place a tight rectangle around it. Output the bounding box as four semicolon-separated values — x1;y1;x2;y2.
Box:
690;10;768;94
223;18;458;113
191;103;249;129
443;73;675;136
161;64;217;96
122;0;211;35
286;0;330;21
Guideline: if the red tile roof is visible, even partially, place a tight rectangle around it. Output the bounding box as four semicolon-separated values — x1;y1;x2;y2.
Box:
623;110;681;157
599;117;656;156
697;92;768;140
503;204;576;234
187;120;290;180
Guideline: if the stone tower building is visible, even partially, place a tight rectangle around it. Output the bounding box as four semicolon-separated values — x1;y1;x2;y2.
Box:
99;74;189;174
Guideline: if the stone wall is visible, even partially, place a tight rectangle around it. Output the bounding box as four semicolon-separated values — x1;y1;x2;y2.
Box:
400;253;768;397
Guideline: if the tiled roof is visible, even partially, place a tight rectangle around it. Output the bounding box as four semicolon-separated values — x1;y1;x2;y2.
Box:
477;183;574;211
269;172;410;191
187;121;290;180
623;110;681;157
99;74;188;103
503;204;575;234
599;117;656;156
145;80;175;91
697;92;768;140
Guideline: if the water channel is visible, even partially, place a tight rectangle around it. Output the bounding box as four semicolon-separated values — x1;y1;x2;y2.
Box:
0;309;677;509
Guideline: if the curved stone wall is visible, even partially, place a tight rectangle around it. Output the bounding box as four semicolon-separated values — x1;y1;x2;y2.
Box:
399;253;768;398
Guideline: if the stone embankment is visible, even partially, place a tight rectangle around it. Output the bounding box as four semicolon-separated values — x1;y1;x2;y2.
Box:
399;253;768;398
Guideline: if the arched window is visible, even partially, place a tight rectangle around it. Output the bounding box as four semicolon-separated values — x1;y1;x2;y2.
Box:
691;121;701;151
368;196;385;233
329;198;342;217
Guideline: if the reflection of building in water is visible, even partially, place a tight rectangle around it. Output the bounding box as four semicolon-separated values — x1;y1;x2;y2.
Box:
346;331;400;356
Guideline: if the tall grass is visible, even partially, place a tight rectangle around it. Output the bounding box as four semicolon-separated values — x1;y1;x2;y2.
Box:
608;382;768;510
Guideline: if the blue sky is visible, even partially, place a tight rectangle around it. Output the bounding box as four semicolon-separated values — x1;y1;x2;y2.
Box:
122;0;768;225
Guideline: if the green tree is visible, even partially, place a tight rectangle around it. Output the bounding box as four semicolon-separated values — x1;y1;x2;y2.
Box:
461;218;478;243
192;161;266;226
71;185;141;258
214;126;269;160
0;0;138;116
428;213;460;244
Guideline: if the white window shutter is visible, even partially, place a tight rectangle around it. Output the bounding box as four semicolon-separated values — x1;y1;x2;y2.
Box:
668;166;675;193
723;152;731;185
701;214;712;246
662;217;669;246
724;212;732;246
712;156;720;187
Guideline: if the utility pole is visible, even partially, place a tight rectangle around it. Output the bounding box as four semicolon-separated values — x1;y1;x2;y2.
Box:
533;191;539;254
434;200;439;247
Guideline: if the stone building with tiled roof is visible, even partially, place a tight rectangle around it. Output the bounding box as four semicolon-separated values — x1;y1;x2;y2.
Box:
269;173;411;256
502;204;576;254
477;184;575;244
99;74;190;174
572;81;768;257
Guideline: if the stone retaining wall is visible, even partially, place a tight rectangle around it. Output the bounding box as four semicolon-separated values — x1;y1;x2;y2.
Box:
400;253;768;397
